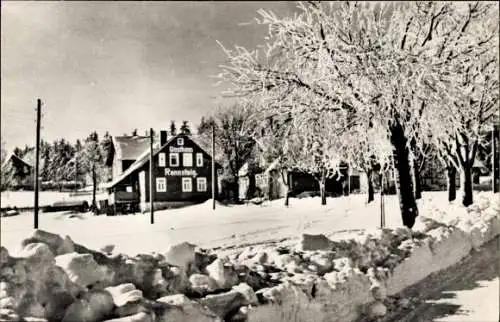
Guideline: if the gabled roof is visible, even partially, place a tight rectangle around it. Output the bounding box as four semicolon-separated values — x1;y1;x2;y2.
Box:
472;158;487;169
1;153;33;170
105;141;165;189
18;148;35;167
106;134;221;189
112;135;151;161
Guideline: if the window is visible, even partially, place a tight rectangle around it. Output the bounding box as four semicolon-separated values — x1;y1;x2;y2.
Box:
197;177;207;192
158;153;166;167
169;153;179;167
126;186;133;193
177;138;184;146
182;177;192;192
156;178;167;192
255;174;262;187
196;153;203;167
183;153;193;167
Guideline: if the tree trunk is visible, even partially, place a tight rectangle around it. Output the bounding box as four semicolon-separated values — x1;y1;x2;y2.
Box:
446;166;457;202
233;181;240;203
390;121;419;229
284;185;290;207
461;166;473;207
282;170;290;207
494;127;499;193
320;170;326;206
246;173;256;200
343;167;350;196
367;169;375;203
92;164;97;211
379;171;385;228
413;159;422;200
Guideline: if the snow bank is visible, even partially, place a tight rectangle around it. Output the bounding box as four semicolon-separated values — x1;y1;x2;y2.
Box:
386;192;499;296
242;192;500;321
0;193;498;322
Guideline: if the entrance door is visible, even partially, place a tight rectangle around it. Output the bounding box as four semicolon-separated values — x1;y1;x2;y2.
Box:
139;171;146;203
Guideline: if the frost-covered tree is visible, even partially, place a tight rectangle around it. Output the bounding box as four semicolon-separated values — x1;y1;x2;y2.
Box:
298;109;350;205
198;104;257;201
0;136;6;167
170;121;177;136
80;131;103;209
252;112;298;206
100;132;113;182
339;119;393;204
216;1;498;228
180;121;192;136
429;2;499;206
256;107;346;205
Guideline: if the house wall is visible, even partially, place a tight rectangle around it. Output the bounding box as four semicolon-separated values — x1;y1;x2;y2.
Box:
112;153;122;182
289;171;347;196
239;170;363;201
113;135;218;205
267;170;287;199
238;170;286;200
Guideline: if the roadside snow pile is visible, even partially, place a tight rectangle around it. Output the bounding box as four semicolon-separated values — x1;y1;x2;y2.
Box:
0;193;498;322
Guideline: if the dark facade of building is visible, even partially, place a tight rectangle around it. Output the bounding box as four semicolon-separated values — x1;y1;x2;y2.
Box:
238;157;365;201
107;132;220;212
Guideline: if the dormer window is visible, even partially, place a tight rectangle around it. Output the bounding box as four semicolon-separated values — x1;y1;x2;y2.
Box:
177;138;184;146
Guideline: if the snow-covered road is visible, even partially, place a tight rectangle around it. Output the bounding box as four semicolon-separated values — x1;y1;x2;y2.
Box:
1;193;400;254
0;191;496;256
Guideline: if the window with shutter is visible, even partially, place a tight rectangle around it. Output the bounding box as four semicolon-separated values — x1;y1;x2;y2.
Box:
182;177;192;192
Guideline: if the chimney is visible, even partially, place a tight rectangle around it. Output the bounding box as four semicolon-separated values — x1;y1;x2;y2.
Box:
160;130;168;146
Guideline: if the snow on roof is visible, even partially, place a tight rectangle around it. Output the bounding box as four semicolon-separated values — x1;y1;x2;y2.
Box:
238;162;249;177
472;158;487;169
1;153;33;170
264;158;280;174
112;136;151;161
107;134;223;189
105;140;166;189
19;148;36;167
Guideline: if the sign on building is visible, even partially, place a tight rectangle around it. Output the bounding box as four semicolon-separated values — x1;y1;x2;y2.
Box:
164;168;198;178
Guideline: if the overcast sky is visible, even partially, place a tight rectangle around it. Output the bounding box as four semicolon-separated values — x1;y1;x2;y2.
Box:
1;1;297;151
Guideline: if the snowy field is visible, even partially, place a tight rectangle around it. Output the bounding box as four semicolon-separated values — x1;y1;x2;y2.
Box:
0;190;106;208
2;191;497;256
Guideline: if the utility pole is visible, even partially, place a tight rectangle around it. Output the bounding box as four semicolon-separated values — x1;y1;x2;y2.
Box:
212;124;216;210
380;171;385;229
493;125;498;193
347;164;351;196
74;156;78;194
150;128;154;224
34;99;41;229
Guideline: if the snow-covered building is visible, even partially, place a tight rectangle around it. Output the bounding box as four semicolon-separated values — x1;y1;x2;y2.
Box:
237;139;367;201
106;131;221;212
1;153;34;189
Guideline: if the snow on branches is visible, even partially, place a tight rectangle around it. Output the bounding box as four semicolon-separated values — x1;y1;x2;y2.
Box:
216;1;499;214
